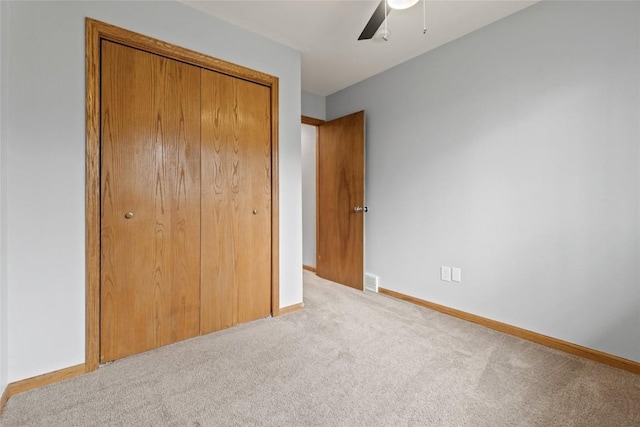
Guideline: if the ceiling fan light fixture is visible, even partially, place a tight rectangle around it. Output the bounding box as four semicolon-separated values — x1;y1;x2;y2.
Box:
387;0;419;10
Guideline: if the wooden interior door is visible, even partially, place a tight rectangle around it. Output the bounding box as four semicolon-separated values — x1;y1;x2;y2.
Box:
100;41;202;363
316;111;365;290
200;69;272;334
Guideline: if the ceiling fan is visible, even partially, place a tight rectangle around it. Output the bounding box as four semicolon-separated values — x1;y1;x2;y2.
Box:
358;0;423;41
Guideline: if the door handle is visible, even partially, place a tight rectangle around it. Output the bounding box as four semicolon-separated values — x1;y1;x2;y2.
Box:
354;206;368;213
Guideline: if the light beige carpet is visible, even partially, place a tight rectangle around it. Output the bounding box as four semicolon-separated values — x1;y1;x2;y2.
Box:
2;271;639;426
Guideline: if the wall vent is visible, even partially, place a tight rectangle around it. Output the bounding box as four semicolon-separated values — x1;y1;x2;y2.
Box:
365;273;379;292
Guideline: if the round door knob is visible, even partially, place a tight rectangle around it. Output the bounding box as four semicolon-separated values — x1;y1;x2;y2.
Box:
253;209;258;215
124;212;134;219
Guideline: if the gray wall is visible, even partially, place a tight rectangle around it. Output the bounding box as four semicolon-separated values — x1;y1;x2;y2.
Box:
0;0;8;394
327;1;640;362
301;124;317;267
302;91;326;120
300;91;325;268
1;0;302;384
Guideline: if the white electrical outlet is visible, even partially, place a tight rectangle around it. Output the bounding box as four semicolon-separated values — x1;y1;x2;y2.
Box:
441;266;452;282
452;267;462;282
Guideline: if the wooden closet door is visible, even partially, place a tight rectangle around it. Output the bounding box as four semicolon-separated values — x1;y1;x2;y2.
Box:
200;69;272;334
100;41;201;363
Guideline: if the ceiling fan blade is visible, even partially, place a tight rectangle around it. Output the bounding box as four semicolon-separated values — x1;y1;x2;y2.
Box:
358;1;391;40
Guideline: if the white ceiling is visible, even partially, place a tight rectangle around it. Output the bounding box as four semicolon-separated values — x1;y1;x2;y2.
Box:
182;0;538;96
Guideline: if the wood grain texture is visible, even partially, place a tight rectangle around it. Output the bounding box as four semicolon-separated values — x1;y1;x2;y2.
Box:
85;19;276;87
85;19;102;372
200;70;235;333
86;18;280;367
301;116;325;126
378;287;640;375
236;77;272;325
270;80;280;317
100;41;201;362
316;111;365;290
1;364;86;414
278;302;304;316
200;70;272;333
0;387;9;415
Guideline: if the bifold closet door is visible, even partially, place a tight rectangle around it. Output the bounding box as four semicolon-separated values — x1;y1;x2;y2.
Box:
200;69;272;334
100;41;202;363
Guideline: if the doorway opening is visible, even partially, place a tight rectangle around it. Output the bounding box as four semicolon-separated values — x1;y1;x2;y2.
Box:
300;112;366;290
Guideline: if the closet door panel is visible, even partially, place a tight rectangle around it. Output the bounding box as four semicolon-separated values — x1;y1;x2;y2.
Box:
100;41;201;362
200;70;236;333
236;80;272;324
200;70;271;333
